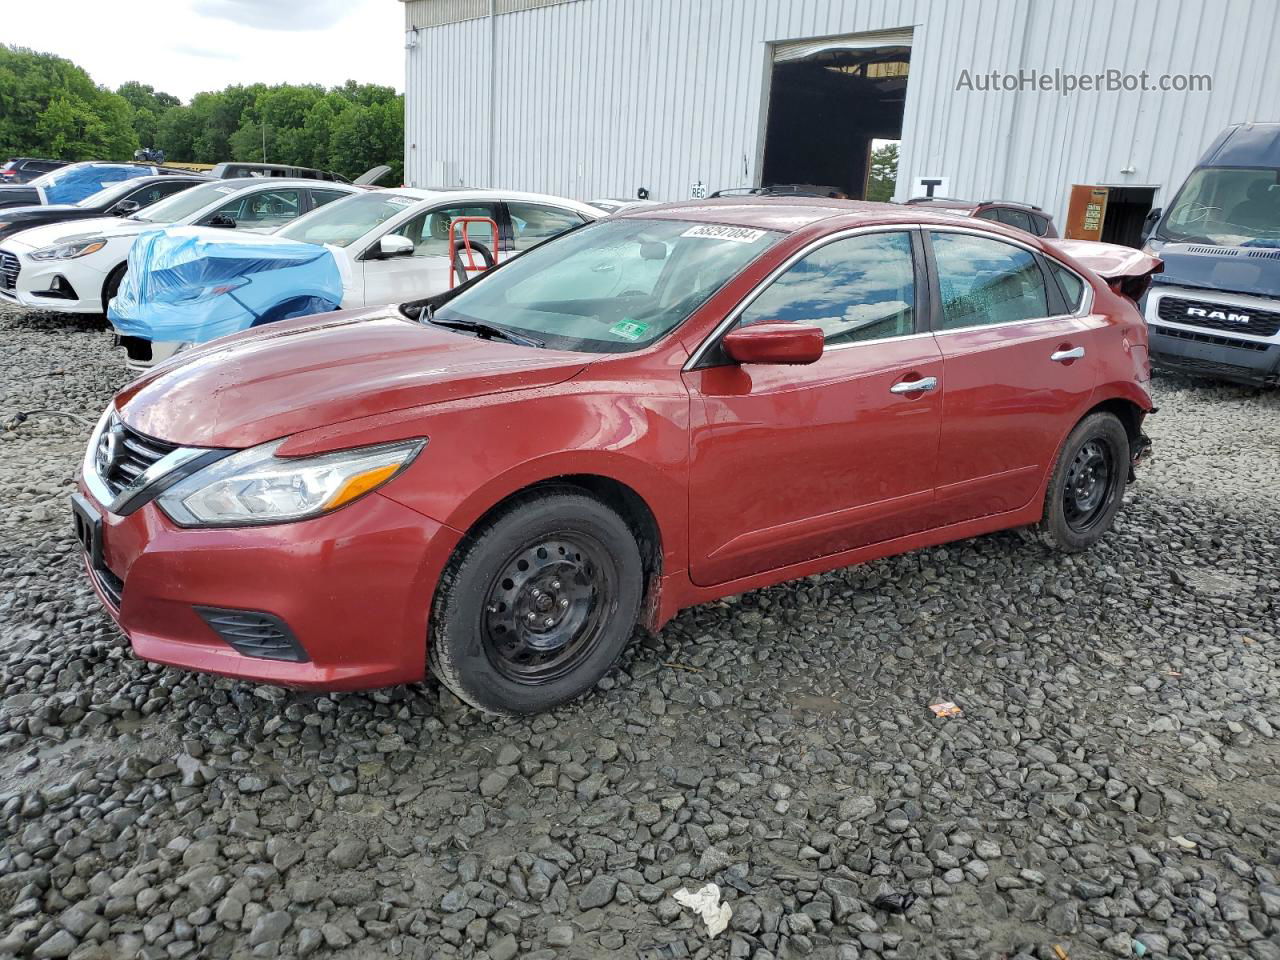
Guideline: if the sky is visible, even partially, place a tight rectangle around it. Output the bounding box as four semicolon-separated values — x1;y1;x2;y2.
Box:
4;0;404;100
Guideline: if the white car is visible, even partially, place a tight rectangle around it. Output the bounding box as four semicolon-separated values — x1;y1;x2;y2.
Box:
271;188;601;307
0;178;360;315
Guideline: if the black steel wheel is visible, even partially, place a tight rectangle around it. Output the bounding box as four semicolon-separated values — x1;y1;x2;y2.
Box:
1036;412;1130;552
429;488;643;715
482;533;615;684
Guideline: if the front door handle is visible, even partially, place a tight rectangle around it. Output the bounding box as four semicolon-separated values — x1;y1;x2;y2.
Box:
1051;346;1085;362
890;376;938;394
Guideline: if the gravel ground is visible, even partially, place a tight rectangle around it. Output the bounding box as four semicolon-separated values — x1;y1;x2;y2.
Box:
1;306;1277;960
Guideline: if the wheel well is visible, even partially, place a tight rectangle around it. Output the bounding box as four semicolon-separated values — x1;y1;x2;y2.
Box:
1084;397;1146;446
464;474;664;629
101;262;127;307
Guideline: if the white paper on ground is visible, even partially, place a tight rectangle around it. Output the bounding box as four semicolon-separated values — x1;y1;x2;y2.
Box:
673;883;732;938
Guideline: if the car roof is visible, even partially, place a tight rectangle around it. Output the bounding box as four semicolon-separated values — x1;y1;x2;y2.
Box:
373;187;600;211
615;196;1054;238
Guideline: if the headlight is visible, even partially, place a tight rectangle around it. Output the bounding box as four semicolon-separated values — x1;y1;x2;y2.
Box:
157;437;425;527
176;277;249;304
30;238;108;260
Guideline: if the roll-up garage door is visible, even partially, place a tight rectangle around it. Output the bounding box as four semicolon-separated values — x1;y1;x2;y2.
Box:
772;26;915;63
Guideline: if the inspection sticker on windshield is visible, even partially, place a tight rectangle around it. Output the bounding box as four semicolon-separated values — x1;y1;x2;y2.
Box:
385;196;415;207
609;320;649;341
681;224;767;243
213;185;238;194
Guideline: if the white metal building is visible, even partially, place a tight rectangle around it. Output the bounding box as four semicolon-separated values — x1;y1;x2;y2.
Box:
401;0;1280;242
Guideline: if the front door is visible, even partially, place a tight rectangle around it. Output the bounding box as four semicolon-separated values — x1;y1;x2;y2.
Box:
684;229;944;586
360;202;501;307
925;229;1101;526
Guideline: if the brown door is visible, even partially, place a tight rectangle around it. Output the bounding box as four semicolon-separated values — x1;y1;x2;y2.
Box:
1065;185;1109;240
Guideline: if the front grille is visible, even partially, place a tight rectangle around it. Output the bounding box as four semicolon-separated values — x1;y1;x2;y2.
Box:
101;421;178;498
1156;295;1280;337
195;607;309;662
0;251;18;292
92;565;124;609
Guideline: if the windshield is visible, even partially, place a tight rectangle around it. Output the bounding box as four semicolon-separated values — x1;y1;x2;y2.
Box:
129;180;238;224
29;164;82;188
433;218;780;352
76;179;141;208
278;192;416;247
1159;167;1280;246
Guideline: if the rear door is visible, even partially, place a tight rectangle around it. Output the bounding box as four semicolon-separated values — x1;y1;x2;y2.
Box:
358;201;501;306
684;228;944;586
925;228;1101;526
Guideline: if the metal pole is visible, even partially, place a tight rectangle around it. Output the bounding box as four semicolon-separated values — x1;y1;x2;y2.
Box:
262;123;267;163
488;0;496;186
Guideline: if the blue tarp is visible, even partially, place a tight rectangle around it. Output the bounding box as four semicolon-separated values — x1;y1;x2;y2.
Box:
108;227;343;344
40;164;157;205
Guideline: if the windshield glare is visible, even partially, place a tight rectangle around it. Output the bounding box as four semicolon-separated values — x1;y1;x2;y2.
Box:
279;192;417;247
76;180;138;208
1159;167;1280;245
433;218;780;353
130;180;237;224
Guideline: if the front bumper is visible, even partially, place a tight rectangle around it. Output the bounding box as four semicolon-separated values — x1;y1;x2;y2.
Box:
1145;287;1280;386
0;245;107;314
76;479;460;690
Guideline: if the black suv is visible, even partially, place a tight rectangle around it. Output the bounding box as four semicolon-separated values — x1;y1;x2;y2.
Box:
0;158;67;184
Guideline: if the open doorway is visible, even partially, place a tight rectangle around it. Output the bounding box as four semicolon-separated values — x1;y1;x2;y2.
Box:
760;31;912;199
1100;186;1158;248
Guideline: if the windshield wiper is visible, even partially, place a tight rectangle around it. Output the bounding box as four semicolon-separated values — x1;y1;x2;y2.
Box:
427;314;544;348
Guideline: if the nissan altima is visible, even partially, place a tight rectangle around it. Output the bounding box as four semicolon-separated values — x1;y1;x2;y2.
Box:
73;199;1159;715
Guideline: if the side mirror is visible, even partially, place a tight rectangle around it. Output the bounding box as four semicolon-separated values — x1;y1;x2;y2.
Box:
1140;207;1163;243
207;214;237;229
722;323;824;365
377;234;415;259
109;199;141;217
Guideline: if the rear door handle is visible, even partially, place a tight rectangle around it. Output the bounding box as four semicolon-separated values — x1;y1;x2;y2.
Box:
890;376;938;394
1051;346;1085;362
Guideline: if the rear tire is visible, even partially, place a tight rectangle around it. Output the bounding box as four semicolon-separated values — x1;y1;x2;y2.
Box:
1035;412;1129;552
429;488;643;715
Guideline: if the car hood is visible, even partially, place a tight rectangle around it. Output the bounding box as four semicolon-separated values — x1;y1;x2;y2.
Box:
4;215;149;251
115;308;592;448
1149;241;1280;299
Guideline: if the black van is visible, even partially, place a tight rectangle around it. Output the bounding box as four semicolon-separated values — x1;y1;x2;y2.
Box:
1142;122;1280;386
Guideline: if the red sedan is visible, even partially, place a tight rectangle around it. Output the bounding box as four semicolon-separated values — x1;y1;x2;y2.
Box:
73;199;1159;714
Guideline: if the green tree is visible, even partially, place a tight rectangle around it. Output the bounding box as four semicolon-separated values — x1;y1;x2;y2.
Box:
866;141;899;202
0;45;138;159
117;81;180;151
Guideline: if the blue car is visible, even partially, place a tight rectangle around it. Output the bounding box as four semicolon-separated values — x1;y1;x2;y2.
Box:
108;227;343;369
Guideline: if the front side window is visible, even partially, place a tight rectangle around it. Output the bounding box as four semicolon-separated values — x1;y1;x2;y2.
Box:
208;188;303;228
431;218;780;353
278;192;417;247
391;204;498;258
737;231;916;345
932;233;1048;330
508;202;587;251
1159;166;1280;245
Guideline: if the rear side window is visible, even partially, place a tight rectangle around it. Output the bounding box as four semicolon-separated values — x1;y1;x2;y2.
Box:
1049;261;1086;311
1028;213;1051;236
738;231;917;345
310;189;350;209
995;207;1033;233
974;208;1000;222
931;233;1048;330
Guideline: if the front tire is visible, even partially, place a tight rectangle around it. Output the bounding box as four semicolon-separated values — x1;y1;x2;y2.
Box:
1035;412;1129;552
101;264;127;320
429;489;643;715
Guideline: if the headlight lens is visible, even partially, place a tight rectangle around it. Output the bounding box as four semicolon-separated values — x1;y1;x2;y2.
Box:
30;238;108;260
157;437;425;527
